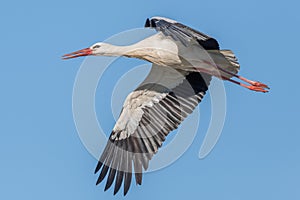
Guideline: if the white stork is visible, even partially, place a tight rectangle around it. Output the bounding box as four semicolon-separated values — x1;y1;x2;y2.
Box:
63;16;269;195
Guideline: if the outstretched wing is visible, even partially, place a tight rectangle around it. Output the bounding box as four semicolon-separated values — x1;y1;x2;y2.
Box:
145;16;220;50
95;64;211;195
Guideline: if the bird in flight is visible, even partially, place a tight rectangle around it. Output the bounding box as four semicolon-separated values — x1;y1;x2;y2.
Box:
63;16;269;195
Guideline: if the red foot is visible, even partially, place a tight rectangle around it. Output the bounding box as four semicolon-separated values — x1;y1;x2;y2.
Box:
247;85;269;93
250;81;270;89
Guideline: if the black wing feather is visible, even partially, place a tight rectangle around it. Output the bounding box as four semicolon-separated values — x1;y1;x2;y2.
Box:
145;17;220;50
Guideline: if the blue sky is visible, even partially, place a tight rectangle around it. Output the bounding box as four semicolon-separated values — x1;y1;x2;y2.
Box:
1;0;300;199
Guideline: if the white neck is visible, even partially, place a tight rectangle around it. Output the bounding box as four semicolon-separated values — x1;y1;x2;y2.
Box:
99;44;138;57
96;33;181;66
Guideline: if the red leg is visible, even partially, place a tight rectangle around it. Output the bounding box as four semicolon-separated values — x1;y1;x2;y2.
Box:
222;76;269;93
216;65;270;89
194;67;269;93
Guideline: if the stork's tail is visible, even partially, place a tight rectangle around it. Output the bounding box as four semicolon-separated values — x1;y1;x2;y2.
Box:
205;49;240;78
219;49;240;74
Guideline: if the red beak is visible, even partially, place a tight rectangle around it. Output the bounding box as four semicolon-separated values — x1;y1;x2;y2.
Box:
62;48;92;59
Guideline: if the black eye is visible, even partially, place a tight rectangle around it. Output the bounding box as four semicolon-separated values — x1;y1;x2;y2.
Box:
93;45;100;49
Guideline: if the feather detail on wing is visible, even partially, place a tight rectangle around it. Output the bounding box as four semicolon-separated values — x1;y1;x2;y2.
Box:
145;16;219;50
95;64;211;195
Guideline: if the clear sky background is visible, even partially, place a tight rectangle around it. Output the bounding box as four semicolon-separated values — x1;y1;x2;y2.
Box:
1;0;300;199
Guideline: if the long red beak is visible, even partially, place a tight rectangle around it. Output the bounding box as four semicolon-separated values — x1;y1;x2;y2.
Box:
62;48;92;59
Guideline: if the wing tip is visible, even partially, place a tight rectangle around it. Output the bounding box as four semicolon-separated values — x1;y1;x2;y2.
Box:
94;162;102;174
145;18;150;27
135;173;142;185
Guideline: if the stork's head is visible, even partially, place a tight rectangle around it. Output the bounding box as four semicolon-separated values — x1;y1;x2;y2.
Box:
62;42;112;59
